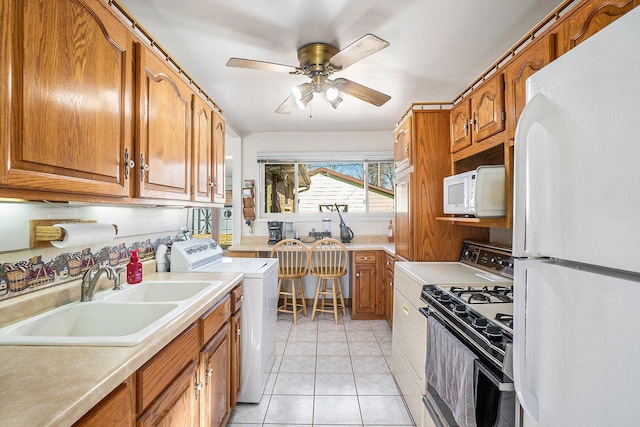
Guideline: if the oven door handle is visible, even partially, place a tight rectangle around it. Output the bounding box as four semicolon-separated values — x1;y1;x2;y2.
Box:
474;359;514;392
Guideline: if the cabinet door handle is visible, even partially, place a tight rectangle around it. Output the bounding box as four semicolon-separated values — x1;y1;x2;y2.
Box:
140;154;149;181
473;113;478;133
124;149;135;180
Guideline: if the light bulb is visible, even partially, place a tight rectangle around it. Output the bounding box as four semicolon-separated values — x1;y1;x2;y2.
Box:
293;83;312;100
325;85;339;101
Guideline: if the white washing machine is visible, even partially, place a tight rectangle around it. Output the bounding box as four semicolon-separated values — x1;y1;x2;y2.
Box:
170;238;278;403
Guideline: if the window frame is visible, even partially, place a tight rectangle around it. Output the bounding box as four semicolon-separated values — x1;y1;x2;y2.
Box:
257;151;394;221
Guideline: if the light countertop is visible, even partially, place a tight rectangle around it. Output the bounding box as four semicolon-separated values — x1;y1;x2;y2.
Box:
228;237;396;256
0;271;243;427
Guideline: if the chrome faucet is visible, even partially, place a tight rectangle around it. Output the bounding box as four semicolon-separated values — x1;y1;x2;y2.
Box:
81;265;116;302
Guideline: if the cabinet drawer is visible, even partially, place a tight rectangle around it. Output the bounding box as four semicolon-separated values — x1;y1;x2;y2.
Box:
231;285;243;313
354;251;377;264
384;253;395;270
201;295;231;345
136;323;199;413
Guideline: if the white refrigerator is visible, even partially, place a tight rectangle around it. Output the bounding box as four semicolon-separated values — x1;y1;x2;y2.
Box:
512;6;640;427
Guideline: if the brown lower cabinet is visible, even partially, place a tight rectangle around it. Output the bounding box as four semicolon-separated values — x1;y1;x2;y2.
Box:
74;287;240;427
73;379;134;427
201;323;231;427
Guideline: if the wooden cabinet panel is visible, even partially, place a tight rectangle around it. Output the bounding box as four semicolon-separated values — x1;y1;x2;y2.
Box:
554;0;638;57
201;323;231;427
394;173;411;261
137;360;199;427
352;264;379;318
136;323;199;413
1;0;133;198
393;115;412;171
505;35;556;141
450;100;472;153
200;295;231;346
73;380;133;427
351;251;386;320
212;111;226;205
470;73;505;142
396;110;488;260
230;309;242;407
135;43;192;201
192;95;214;203
384;253;394;326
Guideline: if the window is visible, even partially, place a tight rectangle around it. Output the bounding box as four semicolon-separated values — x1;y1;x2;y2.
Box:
260;156;394;216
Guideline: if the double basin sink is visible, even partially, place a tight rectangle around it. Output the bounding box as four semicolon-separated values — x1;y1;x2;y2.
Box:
0;280;222;346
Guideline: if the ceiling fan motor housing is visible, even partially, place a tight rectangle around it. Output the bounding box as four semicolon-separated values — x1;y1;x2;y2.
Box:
297;42;338;90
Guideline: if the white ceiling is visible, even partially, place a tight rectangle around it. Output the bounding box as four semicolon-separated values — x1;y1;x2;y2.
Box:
117;0;564;136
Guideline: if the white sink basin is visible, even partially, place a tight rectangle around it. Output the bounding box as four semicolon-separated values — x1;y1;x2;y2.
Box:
103;280;220;303
0;301;180;346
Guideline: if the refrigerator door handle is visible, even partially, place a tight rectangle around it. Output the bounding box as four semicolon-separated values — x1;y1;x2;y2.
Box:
513;263;540;424
513;92;550;257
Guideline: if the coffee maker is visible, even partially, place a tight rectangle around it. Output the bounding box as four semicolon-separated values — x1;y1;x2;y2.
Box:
268;221;284;245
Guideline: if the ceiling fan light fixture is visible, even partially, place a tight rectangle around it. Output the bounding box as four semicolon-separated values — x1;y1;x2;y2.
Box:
292;82;312;100
330;96;343;109
295;92;313;109
324;85;339;101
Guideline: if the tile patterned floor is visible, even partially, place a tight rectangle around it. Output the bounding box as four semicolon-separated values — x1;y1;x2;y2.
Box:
228;309;415;427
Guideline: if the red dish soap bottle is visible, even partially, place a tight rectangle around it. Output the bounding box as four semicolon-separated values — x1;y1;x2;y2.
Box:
127;250;143;284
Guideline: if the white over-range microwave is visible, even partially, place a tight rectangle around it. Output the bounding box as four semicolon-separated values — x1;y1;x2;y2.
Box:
443;165;506;218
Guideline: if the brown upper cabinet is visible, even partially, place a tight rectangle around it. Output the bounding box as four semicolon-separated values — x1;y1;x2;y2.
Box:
192;95;214;203
212;111;226;205
504;35;556;141
135;43;192;202
0;0;134;199
554;0;639;57
450;73;505;153
393;114;412;171
192;98;226;204
0;0;225;206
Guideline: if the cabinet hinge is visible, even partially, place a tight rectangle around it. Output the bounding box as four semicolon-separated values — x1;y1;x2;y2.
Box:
501;111;506;121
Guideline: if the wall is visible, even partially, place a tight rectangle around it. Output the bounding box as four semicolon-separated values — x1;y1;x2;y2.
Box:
239;130;395;241
0;201;188;303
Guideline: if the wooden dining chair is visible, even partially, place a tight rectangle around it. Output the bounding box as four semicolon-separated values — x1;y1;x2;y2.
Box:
309;238;348;324
270;239;309;325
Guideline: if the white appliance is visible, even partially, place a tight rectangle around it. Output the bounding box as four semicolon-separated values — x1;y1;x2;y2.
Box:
513;7;640;427
392;241;513;427
170;238;278;403
443;165;506;217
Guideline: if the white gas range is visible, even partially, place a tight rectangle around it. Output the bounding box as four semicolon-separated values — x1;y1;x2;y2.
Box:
392;241;514;427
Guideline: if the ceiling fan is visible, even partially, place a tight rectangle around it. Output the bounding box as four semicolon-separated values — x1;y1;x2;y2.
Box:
226;34;391;113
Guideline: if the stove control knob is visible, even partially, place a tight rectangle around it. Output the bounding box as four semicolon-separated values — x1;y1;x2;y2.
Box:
485;325;503;341
454;304;467;315
473;318;488;329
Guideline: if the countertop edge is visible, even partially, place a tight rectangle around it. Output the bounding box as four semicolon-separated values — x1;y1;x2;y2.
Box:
0;271;244;427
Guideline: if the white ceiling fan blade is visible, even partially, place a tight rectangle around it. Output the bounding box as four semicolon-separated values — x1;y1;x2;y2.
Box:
329;34;389;71
275;95;297;114
226;58;301;74
333;78;391;107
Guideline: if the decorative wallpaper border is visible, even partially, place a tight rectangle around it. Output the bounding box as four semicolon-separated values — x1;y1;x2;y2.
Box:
0;236;176;302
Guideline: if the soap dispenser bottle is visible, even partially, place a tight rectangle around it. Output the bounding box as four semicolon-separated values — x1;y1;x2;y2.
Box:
127;250;143;284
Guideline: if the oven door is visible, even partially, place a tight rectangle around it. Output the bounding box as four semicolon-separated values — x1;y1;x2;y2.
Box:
420;307;515;427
